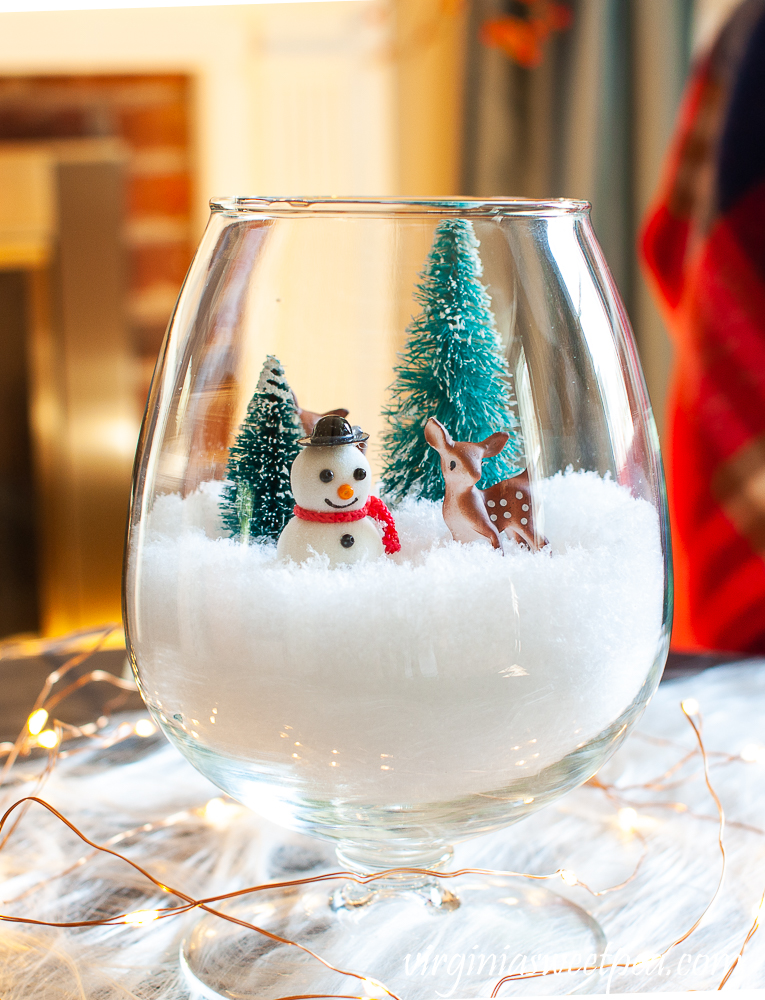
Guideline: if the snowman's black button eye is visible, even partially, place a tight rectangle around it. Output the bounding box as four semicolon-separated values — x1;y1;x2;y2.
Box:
340;533;355;548
449;460;457;470
353;468;367;481
319;469;334;483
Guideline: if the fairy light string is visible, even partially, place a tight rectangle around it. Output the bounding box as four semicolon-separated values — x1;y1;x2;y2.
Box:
488;700;734;996
0;627;763;996
719;885;764;988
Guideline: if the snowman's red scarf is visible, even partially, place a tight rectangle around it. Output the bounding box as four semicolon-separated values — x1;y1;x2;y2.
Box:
293;497;401;555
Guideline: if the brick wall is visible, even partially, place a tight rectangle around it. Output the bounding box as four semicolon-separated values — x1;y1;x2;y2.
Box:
0;74;195;407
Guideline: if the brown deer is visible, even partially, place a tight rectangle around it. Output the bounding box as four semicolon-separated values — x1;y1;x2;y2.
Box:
424;416;545;552
293;399;349;437
291;398;369;454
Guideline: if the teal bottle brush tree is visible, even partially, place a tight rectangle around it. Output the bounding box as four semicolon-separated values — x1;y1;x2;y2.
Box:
381;219;524;502
220;356;303;541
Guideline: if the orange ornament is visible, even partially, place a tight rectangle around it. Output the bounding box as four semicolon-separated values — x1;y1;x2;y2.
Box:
480;0;573;69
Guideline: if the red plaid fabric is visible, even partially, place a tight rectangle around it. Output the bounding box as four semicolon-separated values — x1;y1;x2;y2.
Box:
641;1;765;652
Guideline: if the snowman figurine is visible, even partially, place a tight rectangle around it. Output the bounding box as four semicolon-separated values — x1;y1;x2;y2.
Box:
277;415;400;566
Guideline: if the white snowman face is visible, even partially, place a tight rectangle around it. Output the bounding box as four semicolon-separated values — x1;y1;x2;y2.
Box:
291;444;373;512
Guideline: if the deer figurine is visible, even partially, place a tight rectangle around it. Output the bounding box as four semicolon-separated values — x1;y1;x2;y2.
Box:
424;416;545;552
292;398;349;437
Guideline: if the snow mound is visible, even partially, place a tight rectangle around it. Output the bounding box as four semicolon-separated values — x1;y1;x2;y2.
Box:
129;472;665;807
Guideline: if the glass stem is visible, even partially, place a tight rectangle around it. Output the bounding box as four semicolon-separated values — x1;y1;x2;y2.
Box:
331;843;459;911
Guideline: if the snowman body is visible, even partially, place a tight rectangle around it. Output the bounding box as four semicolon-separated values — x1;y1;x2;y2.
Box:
277;443;384;566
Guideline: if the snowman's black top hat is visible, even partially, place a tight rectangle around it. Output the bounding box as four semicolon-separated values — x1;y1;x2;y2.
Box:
300;415;369;447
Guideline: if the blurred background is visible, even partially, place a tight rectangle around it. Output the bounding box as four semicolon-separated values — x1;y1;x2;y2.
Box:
0;0;746;645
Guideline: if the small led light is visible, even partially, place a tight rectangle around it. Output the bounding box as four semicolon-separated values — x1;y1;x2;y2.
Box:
124;909;160;925
116;721;133;741
134;719;156;737
292;753;300;759
560;869;578;886
36;729;59;749
741;744;765;763
523;795;534;804
330;761;338;766
618;807;638;832
634;951;655;966
27;709;49;736
380;765;390;770
363;978;388;998
681;697;700;716
203;797;241;827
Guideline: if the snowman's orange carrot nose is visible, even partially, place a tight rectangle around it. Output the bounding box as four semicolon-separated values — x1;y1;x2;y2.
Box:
337;484;354;500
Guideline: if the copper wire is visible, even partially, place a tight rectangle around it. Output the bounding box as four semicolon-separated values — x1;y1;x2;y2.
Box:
489;702;731;996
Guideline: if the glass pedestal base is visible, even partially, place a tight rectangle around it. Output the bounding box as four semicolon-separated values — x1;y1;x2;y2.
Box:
181;875;606;999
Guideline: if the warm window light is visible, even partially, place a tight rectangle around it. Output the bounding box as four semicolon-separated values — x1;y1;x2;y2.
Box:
36;729;60;749
27;709;49;736
0;0;363;11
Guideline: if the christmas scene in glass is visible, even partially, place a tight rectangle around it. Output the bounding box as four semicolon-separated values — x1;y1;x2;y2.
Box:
219;219;542;565
133;214;662;812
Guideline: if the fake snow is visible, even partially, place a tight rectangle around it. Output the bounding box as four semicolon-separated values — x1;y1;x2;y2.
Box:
131;472;664;807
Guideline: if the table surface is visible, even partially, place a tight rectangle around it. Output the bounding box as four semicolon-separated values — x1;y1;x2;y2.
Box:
0;649;763;997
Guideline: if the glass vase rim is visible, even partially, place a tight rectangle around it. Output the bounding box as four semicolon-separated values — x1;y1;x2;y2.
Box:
208;195;591;218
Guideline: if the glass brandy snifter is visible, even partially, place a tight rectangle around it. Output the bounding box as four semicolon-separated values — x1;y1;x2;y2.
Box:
125;197;671;998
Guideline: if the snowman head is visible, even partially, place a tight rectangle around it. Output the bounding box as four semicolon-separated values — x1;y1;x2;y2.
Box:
291;444;373;512
292;416;373;512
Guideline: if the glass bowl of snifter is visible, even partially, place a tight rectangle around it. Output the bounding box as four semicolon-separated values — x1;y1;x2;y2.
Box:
125;197;670;998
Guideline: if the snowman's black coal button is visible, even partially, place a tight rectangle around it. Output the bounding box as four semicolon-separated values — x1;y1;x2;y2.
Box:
340;533;355;548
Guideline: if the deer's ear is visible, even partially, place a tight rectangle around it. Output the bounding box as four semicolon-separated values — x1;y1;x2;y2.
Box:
424;417;451;451
480;432;510;458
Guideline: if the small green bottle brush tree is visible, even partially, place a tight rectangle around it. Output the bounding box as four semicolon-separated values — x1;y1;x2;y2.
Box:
381;219;523;502
220;356;303;542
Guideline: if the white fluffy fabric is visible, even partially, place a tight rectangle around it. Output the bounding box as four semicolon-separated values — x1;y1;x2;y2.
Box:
1;664;764;997
131;472;663;806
